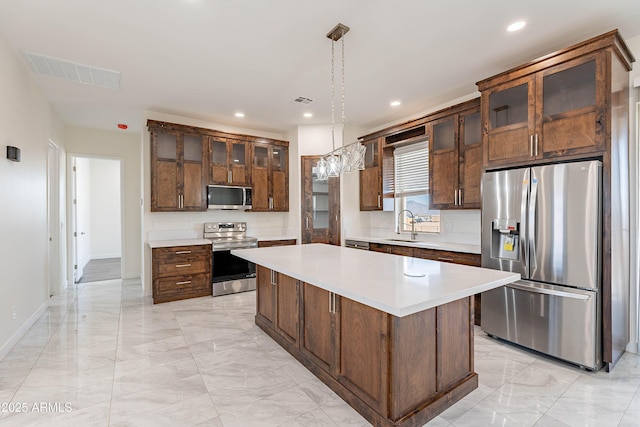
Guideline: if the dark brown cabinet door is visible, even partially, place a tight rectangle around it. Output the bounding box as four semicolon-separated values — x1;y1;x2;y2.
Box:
301;156;340;245
459;109;482;208
359;138;382;211
209;138;251;186
337;296;388;415
150;129;206;212
276;274;299;346
482;76;535;168
256;265;275;325
430;116;458;208
301;283;335;373
251;142;289;212
537;53;605;158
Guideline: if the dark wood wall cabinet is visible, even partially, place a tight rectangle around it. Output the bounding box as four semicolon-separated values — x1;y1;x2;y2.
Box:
147;120;289;212
476;29;634;369
209;137;251;186
429;100;482;209
357;98;481;211
359;137;394;211
151;244;212;303
149;126;207;212
255;265;476;426
251;141;289;212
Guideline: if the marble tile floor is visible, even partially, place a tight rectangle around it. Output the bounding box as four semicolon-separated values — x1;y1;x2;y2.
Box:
0;279;638;427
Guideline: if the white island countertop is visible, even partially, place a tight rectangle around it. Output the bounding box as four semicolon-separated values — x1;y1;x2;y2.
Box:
232;244;519;317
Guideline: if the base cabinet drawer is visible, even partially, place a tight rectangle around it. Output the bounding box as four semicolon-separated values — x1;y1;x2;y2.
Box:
151;244;212;303
155;259;209;277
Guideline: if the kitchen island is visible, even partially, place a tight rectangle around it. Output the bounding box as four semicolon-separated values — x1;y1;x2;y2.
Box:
232;244;519;426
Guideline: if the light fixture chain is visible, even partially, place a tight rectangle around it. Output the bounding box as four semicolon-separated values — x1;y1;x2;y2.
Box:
331;37;336;152
341;30;345;145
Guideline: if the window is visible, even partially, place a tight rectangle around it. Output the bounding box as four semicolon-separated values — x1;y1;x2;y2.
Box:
394;141;440;233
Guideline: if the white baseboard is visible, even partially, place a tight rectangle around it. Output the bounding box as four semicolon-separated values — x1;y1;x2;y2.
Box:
122;276;141;286
91;254;122;260
626;341;639;355
0;300;49;362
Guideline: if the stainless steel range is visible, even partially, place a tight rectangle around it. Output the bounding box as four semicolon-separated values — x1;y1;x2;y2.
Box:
204;222;258;296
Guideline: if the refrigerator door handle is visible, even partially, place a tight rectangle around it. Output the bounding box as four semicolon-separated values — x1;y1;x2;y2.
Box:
528;174;538;272
506;282;590;300
520;169;530;276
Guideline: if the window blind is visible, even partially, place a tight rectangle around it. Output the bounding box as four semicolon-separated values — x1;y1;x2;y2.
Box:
394;141;429;197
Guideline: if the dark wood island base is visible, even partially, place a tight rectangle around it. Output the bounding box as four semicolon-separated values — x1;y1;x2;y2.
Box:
255;265;478;427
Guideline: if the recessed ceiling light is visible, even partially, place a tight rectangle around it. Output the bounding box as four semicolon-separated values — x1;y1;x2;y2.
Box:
507;21;526;32
303;113;313;118
390;100;401;107
235;112;245;118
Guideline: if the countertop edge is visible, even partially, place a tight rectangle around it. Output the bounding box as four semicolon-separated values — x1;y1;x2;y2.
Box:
345;236;481;254
148;238;212;249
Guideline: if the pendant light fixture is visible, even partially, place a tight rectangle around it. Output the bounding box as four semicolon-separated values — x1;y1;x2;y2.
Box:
316;23;366;181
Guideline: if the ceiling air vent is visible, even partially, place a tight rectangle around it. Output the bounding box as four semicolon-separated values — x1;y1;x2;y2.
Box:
21;51;121;90
294;97;313;104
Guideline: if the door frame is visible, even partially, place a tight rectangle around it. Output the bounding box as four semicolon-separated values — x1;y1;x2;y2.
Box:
47;139;62;296
67;153;125;284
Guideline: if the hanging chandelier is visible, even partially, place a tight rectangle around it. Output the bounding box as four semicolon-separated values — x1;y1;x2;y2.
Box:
316;23;366;181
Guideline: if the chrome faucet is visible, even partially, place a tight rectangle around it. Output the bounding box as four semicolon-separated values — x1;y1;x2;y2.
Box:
397;209;418;240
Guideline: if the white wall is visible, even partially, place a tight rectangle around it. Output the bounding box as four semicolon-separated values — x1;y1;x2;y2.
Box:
89;158;121;259
64;126;141;281
0;34;65;359
626;34;640;354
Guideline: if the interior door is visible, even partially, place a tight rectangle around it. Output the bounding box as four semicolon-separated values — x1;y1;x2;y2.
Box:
301;156;340;245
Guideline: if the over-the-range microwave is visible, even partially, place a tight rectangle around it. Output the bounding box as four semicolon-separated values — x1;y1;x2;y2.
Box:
207;185;252;210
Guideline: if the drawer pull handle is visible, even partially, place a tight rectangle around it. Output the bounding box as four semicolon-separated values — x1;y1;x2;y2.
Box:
176;281;192;285
175;264;192;268
437;257;454;262
175;251;191;254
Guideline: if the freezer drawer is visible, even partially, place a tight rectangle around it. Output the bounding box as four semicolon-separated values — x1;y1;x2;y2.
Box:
481;281;600;369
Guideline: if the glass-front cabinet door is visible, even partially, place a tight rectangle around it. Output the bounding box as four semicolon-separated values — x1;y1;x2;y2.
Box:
482;76;535;167
209;139;250;186
359;137;382;211
482;52;605;168
302;156;339;245
537;53;604;157
430;117;457;208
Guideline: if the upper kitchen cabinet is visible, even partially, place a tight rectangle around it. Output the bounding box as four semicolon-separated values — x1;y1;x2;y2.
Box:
359;137;382;211
478;30;634;169
251;140;289;212
359;136;394;211
149;123;207;212
429;98;482;209
209;138;251;186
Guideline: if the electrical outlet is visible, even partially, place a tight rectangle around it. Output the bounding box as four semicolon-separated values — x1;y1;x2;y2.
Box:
12;305;17;320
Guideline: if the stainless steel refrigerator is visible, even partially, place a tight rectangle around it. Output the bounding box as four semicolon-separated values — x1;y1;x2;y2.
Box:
481;160;602;370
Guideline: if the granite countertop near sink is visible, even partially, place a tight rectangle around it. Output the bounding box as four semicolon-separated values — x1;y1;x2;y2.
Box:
345;236;480;255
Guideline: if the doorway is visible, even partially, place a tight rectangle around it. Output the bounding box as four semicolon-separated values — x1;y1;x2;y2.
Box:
301;156;340;245
69;155;123;283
